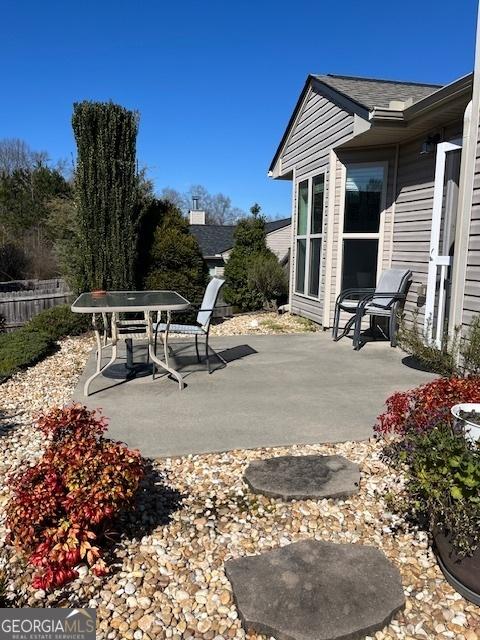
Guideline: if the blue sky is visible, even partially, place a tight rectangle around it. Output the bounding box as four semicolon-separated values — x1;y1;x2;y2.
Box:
1;0;477;218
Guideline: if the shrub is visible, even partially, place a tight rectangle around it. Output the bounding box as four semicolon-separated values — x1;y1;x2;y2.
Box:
0;242;29;280
397;312;460;376
144;201;208;305
6;405;144;591
394;425;480;556
72;101;140;290
247;253;287;310
28;305;91;341
460;315;480;376
224;216;275;311
375;377;480;436
0;328;53;382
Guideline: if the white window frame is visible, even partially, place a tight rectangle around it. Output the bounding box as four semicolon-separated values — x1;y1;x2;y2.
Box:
294;171;326;299
337;161;388;294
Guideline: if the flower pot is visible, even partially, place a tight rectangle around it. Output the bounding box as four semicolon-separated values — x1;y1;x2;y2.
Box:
433;528;480;605
451;403;480;442
92;289;107;299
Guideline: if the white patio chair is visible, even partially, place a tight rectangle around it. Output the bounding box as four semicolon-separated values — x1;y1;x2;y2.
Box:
153;277;225;374
332;268;412;350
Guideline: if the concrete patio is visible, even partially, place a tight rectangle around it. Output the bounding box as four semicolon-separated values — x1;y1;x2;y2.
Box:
73;332;435;458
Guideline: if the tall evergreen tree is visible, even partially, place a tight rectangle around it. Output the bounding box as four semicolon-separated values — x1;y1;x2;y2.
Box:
223;215;271;311
72;101;139;290
144;201;208;304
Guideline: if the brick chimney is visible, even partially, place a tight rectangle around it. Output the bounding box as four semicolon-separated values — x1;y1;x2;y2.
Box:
189;196;206;224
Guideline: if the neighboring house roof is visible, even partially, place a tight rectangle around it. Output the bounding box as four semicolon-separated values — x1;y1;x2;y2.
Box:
190;217;291;258
265;217;291;233
313;74;441;110
190;224;236;258
269;72;447;173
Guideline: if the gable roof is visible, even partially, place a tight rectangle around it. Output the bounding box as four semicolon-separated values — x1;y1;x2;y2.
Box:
190;217;291;257
265;217;291;233
269;73;444;174
190;224;236;258
313;74;441;110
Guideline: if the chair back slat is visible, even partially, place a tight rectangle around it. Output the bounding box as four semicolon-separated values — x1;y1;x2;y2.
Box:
371;269;412;308
197;277;225;329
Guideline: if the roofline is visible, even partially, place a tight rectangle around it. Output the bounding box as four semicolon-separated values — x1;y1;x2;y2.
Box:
266;217;291;228
268;76;313;174
269;71;472;175
369;73;473;123
219;218;292;253
268;73;443;175
323;73;442;89
403;72;473;119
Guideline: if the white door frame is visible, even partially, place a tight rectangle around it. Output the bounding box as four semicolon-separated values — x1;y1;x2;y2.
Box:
424;140;462;346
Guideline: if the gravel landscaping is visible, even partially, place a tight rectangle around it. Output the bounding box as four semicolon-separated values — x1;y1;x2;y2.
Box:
210;311;318;336
0;329;479;639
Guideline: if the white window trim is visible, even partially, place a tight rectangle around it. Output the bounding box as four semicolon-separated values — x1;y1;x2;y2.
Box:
335;160;388;299
294;171;326;299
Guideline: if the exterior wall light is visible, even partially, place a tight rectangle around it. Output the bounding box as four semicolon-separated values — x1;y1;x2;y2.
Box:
420;134;441;155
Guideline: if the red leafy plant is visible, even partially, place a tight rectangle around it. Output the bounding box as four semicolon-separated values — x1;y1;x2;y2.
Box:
6;404;144;591
375;377;480;436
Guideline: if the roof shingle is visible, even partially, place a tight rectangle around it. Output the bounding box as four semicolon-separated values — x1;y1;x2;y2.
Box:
190;217;291;257
313;74;442;110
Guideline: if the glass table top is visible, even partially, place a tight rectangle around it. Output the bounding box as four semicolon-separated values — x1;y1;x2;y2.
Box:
71;290;190;312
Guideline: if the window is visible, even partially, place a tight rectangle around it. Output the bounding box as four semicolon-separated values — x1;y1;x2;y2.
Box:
341;164;385;292
295;174;325;297
342;239;378;290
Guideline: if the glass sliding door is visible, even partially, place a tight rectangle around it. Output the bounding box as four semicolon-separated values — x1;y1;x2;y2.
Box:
341;163;385;292
294;174;325;298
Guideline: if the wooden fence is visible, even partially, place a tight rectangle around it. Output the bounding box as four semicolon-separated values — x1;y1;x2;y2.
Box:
0;278;73;330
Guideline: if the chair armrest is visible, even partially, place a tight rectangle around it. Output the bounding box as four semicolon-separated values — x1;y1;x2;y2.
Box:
357;291;407;313
336;288;375;305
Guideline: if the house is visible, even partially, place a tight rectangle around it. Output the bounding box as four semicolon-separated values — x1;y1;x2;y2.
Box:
269;70;479;344
189;208;291;277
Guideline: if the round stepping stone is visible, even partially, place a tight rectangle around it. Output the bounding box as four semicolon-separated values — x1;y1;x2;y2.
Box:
244;454;360;500
225;539;405;640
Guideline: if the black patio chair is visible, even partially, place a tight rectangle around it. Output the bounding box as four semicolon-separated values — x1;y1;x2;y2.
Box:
332;268;412;350
153;277;225;373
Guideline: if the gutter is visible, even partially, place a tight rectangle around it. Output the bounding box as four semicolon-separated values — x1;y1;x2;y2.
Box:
368;73;473;125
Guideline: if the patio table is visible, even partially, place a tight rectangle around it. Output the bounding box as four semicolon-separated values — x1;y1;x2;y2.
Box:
71;290;190;396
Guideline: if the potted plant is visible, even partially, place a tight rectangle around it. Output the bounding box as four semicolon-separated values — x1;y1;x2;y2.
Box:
396;425;480;604
451;403;480;442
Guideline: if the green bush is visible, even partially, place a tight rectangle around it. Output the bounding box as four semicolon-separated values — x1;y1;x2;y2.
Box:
397;312;460;376
28;304;91;341
0;328;53;382
144;201;208;305
398;311;480;377
0;305;91;382
394;425;480;557
247;253;287;310
224;215;277;311
460;315;480;376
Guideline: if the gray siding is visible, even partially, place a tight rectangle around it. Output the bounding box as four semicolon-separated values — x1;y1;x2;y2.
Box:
391;138;435;325
463;122;480;327
280;85;355;324
266;224;291;261
392;123;463;327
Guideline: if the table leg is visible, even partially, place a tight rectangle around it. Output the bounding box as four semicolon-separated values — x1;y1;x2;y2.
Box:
125;338;134;371
147;311;184;390
83;313;119;396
